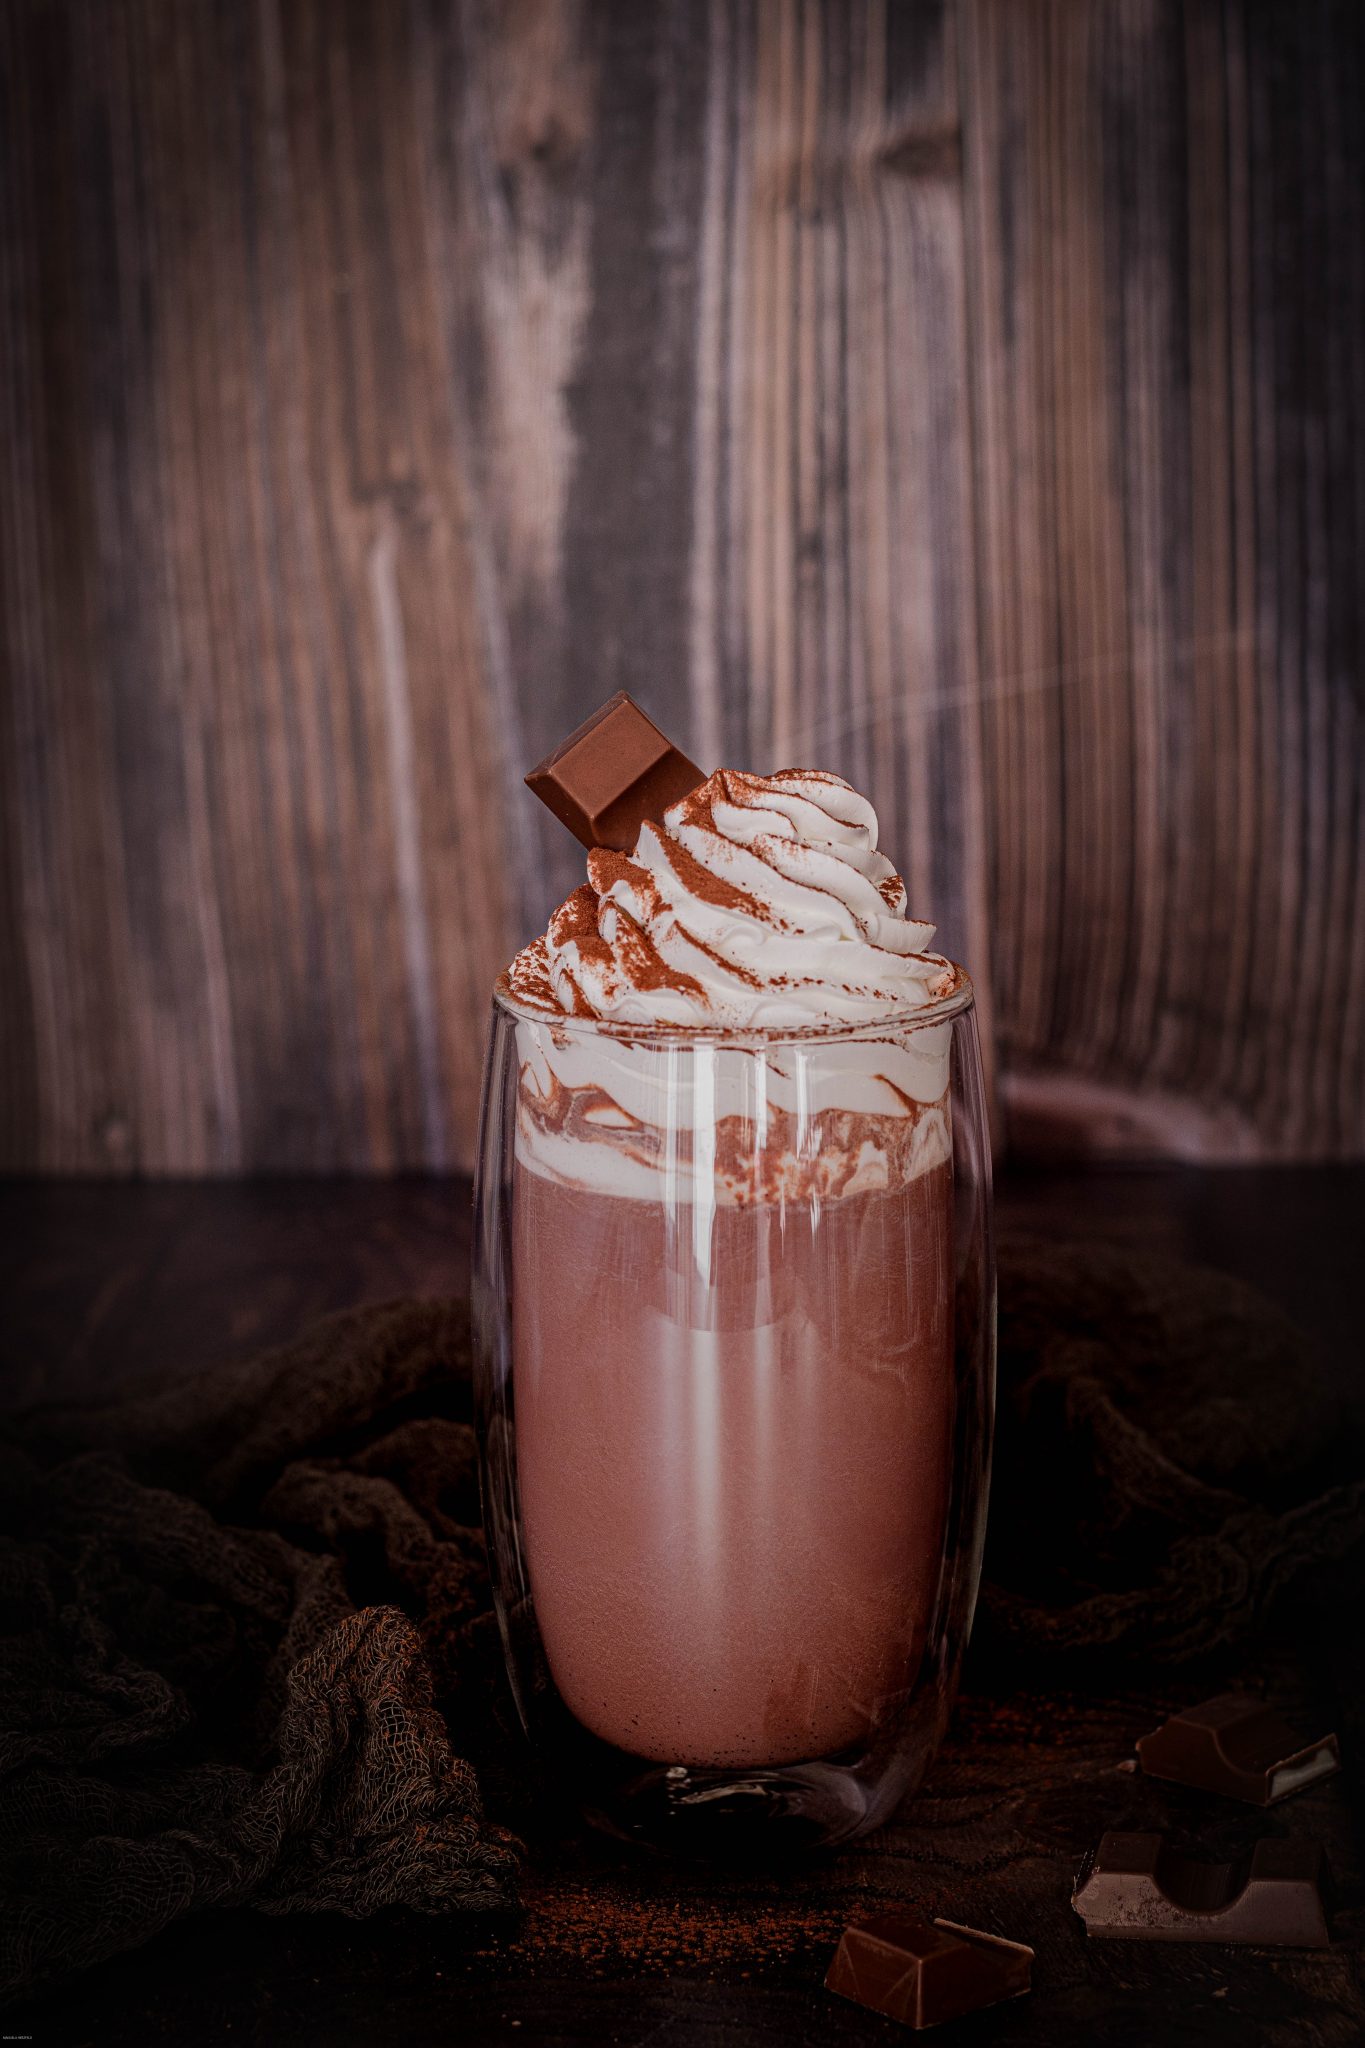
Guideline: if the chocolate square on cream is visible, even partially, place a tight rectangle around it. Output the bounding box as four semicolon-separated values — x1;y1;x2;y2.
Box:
525;692;705;850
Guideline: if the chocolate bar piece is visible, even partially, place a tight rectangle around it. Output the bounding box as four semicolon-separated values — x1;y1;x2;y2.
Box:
1073;1831;1332;1946
825;1914;1032;2029
1137;1694;1340;1805
525;692;705;850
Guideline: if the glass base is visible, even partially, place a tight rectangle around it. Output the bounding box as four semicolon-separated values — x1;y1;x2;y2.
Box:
584;1758;892;1860
511;1630;951;1860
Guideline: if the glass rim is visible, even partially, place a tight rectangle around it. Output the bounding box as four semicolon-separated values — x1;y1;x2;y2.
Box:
492;962;975;1046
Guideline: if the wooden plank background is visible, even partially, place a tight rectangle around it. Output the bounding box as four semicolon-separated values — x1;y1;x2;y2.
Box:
0;0;1361;1175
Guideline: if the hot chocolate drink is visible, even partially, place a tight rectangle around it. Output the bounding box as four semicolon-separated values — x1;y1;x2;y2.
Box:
513;1153;952;1765
501;766;965;1771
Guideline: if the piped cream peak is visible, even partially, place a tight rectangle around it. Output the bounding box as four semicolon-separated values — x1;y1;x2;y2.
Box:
507;767;958;1028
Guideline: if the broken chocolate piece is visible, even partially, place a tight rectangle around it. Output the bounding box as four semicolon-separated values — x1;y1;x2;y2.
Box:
824;1914;1032;2029
1137;1694;1340;1805
525;692;705;851
1072;1831;1332;1946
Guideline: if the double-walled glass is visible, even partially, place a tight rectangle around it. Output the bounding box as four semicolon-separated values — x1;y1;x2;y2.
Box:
473;976;994;1855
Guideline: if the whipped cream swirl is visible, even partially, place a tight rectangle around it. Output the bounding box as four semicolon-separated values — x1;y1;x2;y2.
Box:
508;768;957;1028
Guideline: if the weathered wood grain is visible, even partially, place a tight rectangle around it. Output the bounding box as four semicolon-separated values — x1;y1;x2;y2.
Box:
0;0;518;1171
0;0;1361;1170
962;0;1365;1160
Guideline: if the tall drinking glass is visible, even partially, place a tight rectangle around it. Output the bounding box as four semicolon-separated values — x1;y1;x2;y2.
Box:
473;973;993;1854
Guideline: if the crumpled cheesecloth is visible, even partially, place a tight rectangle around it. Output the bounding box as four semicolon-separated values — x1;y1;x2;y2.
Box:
4;1240;1362;2005
2;1300;521;2008
983;1236;1365;1659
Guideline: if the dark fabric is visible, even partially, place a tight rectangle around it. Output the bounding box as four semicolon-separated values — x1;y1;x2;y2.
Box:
4;1247;1362;2005
983;1236;1365;1659
2;1300;520;2008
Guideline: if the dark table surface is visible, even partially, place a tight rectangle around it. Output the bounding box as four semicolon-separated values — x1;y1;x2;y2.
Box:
2;1165;1362;2048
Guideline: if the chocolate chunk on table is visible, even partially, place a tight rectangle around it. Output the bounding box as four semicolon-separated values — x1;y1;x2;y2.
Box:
1072;1832;1333;1946
525;691;705;850
824;1914;1033;2029
1137;1694;1341;1805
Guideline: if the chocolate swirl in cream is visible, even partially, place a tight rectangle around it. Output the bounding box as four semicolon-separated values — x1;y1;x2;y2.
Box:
507;769;958;1027
500;769;966;1203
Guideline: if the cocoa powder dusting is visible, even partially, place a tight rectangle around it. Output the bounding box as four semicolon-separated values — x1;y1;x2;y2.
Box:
762;766;844;787
510;767;954;1023
613;909;706;999
587;848;671;933
676;925;764;989
502;937;564;1016
655;831;764;919
550;887;615;973
469;1866;855;1978
667;766;787;835
667;785;719;837
585;847;646;897
668;776;856;927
